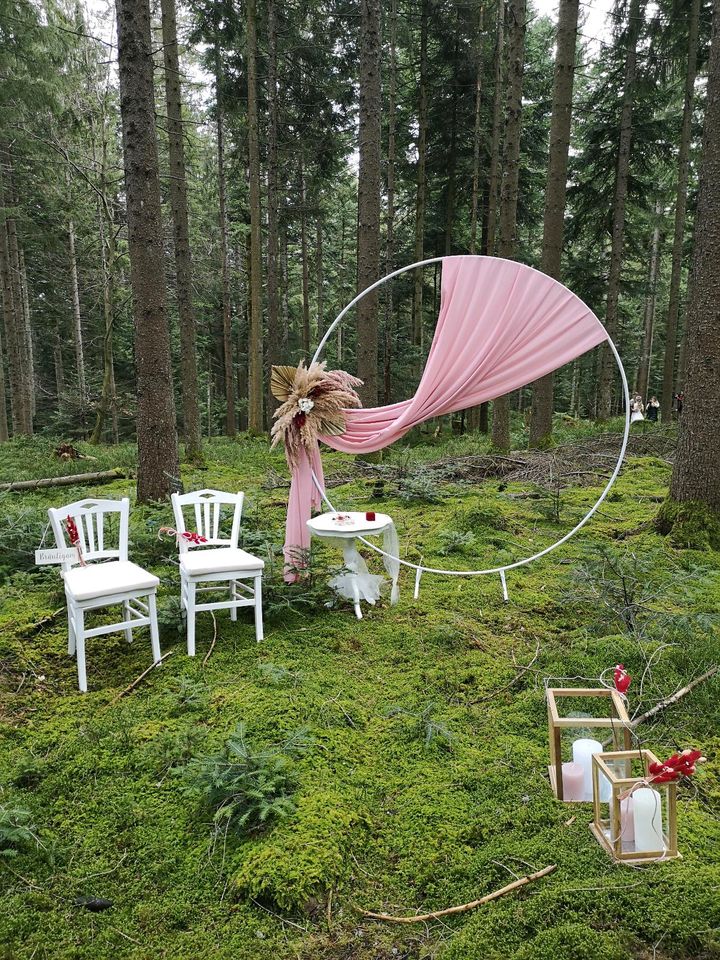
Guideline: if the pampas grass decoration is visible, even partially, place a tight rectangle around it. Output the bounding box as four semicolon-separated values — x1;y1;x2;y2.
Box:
270;361;363;467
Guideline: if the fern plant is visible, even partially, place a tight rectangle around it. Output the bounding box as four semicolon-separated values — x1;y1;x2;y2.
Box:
184;724;312;835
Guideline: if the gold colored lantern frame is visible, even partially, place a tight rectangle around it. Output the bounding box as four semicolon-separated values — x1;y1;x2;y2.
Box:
547;687;632;801
590;749;680;865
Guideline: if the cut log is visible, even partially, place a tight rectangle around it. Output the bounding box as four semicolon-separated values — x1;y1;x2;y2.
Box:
0;469;129;492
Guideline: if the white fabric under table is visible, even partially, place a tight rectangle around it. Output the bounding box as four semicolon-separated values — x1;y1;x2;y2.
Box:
307;512;399;617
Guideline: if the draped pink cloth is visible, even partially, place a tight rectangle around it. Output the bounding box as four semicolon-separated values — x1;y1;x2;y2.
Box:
284;256;608;573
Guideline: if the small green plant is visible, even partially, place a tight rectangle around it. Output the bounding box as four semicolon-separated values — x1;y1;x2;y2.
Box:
149;726;207;777
396;473;443;504
437;529;476;555
184;723;312;835
156;595;186;639
0;803;41;858
386;702;453;750
257;662;302;686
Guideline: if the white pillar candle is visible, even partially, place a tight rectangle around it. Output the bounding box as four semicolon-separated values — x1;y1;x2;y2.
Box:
561;761;585;801
572;738;610;801
633;787;664;853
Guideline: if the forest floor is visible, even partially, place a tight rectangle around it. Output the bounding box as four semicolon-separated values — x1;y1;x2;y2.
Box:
1;421;719;960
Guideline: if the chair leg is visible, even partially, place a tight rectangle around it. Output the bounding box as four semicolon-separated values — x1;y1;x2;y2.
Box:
75;608;87;693
254;575;264;643
67;601;76;656
147;592;162;664
123;601;133;643
186;582;197;656
230;580;238;622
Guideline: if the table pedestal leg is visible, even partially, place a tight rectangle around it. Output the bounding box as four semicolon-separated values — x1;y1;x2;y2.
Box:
342;538;367;620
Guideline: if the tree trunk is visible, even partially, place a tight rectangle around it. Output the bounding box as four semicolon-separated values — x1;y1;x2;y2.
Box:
116;0;179;500
356;0;381;405
468;2;491;432
18;245;34;419
668;0;720;517
0;321;8;441
384;0;398;406
486;0;505;254
265;0;281;429
412;0;429;352
300;158;311;356
635;199;663;400
216;52;236;437
492;0;526;453
661;0;700;423
68;218;86;408
246;0;264;433
90;102;119;446
597;0;644;420
3;174;33;435
161;0;202;460
529;0;580;448
316;217;324;337
469;4;485;255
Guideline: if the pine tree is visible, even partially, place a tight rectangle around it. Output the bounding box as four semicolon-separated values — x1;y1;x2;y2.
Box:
116;0;179;500
667;0;720;517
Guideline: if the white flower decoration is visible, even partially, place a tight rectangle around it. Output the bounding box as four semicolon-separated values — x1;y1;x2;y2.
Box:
298;397;315;414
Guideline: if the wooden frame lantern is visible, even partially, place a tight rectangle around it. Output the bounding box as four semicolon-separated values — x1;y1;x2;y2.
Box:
590;749;679;864
547;687;632;802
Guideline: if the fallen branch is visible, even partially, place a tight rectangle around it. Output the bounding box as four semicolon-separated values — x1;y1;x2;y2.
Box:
0;469;129;492
359;864;556;924
469;638;541;705
23;608;64;638
202;613;218;668
106;650;174;707
632;665;719;727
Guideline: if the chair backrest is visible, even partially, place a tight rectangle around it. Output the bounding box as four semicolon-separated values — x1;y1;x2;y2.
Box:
171;489;244;550
48;498;130;570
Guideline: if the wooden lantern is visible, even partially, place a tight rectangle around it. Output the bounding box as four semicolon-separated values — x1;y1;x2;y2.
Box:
547;687;632;801
590;749;680;864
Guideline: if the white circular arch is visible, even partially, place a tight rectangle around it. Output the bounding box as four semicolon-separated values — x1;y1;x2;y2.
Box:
310;256;631;593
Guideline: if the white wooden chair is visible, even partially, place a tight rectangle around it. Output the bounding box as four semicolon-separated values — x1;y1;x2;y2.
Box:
48;497;161;693
171;489;264;655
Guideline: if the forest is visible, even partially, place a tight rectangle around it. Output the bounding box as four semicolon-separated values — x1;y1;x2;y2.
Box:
1;0;720;957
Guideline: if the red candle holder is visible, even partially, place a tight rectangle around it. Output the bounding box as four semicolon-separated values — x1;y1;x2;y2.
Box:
365;511;376;521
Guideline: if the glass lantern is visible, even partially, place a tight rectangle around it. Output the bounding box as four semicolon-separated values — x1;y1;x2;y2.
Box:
546;687;632;802
590;749;680;864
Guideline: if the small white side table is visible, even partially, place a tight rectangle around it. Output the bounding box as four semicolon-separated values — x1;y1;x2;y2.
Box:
307;511;399;619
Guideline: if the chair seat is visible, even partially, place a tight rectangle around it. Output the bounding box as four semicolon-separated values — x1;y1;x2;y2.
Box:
63;560;159;601
180;547;264;577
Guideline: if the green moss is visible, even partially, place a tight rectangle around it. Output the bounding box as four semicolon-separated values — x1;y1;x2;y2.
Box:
656;498;720;551
0;432;718;958
232;789;363;910
513;923;629;960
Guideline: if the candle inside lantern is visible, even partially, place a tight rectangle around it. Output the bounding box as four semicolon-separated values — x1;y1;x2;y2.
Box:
561;762;585;801
620;795;634;845
572;738;610;801
633;787;664;853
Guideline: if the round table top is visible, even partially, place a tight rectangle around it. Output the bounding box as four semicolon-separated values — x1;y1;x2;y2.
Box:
307;511;393;537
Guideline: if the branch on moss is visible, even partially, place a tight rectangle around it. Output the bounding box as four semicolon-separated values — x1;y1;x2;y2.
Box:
106;650;174;707
358;864;556;924
632;665;719;727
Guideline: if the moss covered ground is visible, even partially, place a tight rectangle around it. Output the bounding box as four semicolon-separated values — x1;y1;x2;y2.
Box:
0;424;719;960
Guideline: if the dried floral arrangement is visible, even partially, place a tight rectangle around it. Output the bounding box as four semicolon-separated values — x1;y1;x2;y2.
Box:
270;361;363;467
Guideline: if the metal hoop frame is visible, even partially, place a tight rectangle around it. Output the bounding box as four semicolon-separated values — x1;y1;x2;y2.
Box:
310;255;631;592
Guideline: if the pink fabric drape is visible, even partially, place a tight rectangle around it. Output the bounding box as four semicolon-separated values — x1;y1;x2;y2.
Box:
284;255;608;573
